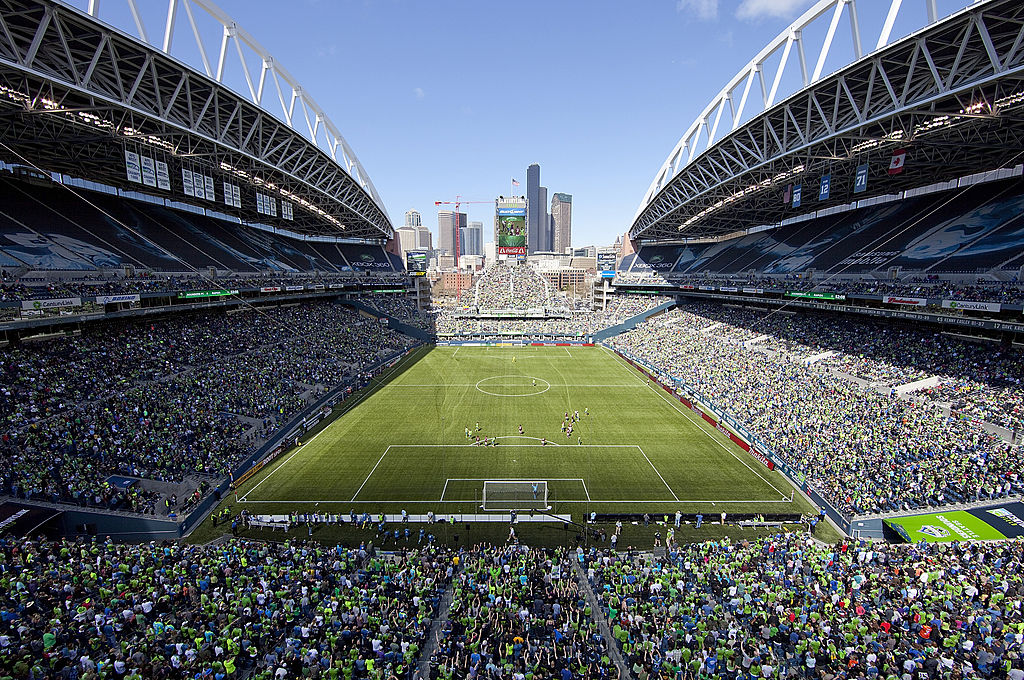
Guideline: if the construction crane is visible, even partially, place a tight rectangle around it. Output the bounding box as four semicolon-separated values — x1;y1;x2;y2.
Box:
434;196;494;300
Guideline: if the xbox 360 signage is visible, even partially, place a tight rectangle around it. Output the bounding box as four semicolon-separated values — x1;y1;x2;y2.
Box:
352;252;392;269
176;289;238;299
633;252;676;271
21;297;82;310
785;291;846;301
942;299;1001;313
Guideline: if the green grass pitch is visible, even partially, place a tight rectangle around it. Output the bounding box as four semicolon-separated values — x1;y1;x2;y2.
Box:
231;345;812;522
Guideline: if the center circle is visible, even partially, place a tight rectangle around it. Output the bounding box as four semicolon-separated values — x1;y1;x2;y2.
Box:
475;375;551;397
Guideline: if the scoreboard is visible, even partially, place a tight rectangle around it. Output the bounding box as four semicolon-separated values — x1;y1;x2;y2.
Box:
406;250;428;275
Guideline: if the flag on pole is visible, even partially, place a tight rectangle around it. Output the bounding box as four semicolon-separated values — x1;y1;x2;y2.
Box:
888;149;906;175
783;184;792;204
511;178;520;186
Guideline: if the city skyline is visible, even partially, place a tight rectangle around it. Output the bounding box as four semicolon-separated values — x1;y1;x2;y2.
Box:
209;0;894;247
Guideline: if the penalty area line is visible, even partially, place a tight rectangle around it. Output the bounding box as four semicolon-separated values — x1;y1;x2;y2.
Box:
602;346;792;501
238;349;421;503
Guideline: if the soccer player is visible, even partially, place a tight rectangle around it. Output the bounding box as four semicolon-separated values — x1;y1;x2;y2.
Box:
541;438;547;446
465;427;471;439
584;407;589;416
518;424;523;435
675;510;681;527
476;422;481;431
532;482;539;500
578;437;582;445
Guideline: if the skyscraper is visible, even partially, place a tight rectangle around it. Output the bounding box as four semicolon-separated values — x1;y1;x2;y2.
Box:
396;227;418;255
461;221;483;256
526;163;541;254
404;209;422;228
414;225;432;251
538;186;550;251
551;193;572;253
437;210;467;256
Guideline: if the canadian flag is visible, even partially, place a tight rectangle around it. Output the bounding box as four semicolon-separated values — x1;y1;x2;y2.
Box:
888;149;907;175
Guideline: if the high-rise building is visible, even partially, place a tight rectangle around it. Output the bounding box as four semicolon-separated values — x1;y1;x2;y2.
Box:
537;186;550;251
551;193;572;254
461;221;483;256
404;209;422;228
414;225;432;251
526;163;541;254
437;210;467;256
396;227;418;255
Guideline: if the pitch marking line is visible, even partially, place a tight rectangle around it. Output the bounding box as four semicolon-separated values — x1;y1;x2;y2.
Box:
636;445;679;501
602;346;791;501
238;348;424;503
234;497;794;504
350;446;392;502
439;478;589;502
391;383;641;388
350;443;669;504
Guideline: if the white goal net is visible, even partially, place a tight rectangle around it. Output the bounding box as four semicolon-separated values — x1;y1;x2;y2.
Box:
482;480;549;510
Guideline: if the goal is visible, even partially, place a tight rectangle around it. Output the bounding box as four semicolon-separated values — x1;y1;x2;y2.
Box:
482;480;549;510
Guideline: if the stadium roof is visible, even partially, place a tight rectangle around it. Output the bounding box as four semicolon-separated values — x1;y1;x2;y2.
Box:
631;0;1024;242
0;0;392;240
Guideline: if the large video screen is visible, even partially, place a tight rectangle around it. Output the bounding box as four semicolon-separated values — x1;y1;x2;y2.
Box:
406;250;428;275
496;207;527;255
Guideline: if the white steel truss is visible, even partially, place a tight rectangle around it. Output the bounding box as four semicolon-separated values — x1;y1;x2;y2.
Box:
0;0;391;238
632;0;1024;241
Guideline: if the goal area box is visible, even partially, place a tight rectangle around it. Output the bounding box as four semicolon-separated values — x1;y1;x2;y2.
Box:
482;480;549;510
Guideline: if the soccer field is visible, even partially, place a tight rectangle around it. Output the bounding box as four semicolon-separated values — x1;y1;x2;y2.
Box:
234;345;807;519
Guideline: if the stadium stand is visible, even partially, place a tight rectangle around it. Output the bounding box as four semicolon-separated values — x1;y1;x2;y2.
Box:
586;536;1024;680
608;303;1023;518
0;536;450;679
617;179;1024;304
0;178;399;277
0;301;415;515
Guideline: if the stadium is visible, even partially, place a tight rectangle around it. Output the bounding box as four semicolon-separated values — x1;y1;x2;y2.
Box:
0;0;1023;678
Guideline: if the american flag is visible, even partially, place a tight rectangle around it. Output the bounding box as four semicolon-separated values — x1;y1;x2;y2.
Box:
511;178;520;186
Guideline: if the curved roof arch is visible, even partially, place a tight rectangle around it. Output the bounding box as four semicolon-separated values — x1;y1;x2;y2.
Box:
631;0;1024;242
64;0;385;212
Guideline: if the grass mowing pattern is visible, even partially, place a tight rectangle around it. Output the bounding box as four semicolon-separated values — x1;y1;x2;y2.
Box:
234;345;807;519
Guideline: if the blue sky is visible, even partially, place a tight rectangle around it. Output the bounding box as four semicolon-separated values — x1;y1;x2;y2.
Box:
90;0;966;248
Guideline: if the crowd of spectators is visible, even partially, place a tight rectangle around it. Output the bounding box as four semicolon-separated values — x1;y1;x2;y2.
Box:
0;301;416;514
473;263;551;310
609;304;1022;517
0;535;451;680
6;530;1024;680
587;535;1024;680
612;270;1024;305
430;295;674;339
0;269;406;303
435;545;615;680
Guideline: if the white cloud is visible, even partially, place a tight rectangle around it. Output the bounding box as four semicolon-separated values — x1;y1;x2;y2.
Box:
736;0;806;21
676;0;718;21
413;87;425;100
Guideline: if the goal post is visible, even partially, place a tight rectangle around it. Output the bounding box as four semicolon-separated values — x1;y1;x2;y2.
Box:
482;480;549;510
